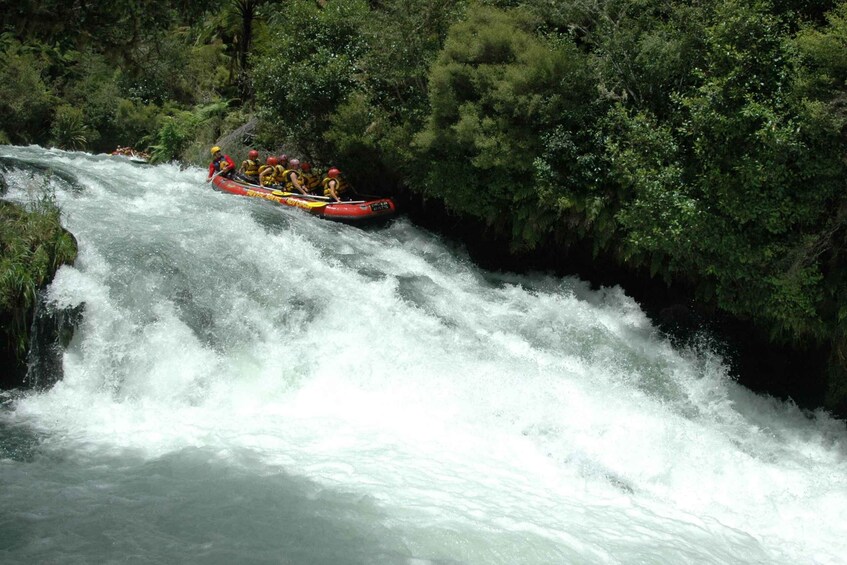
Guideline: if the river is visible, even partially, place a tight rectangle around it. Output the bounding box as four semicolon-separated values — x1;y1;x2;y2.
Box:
1;146;845;564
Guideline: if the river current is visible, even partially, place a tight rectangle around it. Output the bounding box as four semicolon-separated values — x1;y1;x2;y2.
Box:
0;146;845;564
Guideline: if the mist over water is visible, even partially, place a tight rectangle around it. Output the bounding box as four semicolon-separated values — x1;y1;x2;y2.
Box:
1;146;846;564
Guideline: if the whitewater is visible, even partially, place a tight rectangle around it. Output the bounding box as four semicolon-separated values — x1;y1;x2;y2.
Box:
0;146;845;564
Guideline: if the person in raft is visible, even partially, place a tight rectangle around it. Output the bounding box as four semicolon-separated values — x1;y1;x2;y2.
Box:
207;146;235;181
238;149;261;184
281;159;310;195
300;162;321;194
274;155;288;185
322;168;347;202
258;156;280;187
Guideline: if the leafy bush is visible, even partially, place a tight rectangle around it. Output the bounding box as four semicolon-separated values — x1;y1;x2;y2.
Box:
148;114;195;163
0;43;54;145
148;101;230;163
0;191;77;361
414;4;600;247
120;33;229;106
50;105;91;150
113;98;163;151
252;0;369;156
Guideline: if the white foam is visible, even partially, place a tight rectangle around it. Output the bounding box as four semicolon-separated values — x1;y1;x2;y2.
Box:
3;146;846;564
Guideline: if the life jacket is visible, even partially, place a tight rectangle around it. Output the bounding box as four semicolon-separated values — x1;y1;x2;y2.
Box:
302;172;320;192
274;164;287;184
215;157;237;178
258;164;276;186
282;169;303;191
242;159;260;177
322;177;345;197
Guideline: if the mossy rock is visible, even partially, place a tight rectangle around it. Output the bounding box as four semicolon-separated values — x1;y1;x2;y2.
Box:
0;199;78;388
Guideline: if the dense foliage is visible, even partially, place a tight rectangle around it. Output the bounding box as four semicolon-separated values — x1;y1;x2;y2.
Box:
0;2;234;159
2;0;847;414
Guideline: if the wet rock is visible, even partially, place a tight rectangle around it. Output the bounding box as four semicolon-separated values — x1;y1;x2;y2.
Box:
25;289;84;390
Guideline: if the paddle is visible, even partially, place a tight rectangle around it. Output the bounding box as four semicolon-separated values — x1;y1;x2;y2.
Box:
231;174;265;188
206;170;220;183
271;190;331;200
344;184;390;201
284;194;366;205
339;179;395;201
266;191;327;208
285;198;328;209
269;190;369;205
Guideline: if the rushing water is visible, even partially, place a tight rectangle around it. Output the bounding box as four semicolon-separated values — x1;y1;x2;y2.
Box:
0;146;845;565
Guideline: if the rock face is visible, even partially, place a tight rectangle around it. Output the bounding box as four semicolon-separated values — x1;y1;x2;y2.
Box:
25;289;84;390
0;318;26;389
0;289;83;391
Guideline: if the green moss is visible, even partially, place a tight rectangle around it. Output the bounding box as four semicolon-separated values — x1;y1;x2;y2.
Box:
0;195;78;362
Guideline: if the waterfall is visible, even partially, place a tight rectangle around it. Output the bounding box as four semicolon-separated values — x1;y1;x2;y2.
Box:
0;146;844;565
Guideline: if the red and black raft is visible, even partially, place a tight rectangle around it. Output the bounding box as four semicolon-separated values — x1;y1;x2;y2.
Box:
210;175;397;223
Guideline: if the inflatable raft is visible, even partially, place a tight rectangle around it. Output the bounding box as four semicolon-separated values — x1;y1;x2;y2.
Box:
210;174;397;223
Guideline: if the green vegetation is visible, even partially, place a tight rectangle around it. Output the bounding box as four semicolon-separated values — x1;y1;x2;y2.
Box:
412;5;602;246
2;0;847;414
0;191;77;363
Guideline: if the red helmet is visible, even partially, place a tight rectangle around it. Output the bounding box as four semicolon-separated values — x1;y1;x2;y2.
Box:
301;162;311;171
328;168;340;178
248;149;259;159
267;156;278;166
289;158;300;168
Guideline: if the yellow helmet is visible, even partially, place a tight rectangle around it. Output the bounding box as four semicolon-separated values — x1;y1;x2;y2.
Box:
211;146;221;155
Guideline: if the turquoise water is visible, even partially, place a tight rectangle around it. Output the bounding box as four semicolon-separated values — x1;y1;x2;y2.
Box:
1;146;846;564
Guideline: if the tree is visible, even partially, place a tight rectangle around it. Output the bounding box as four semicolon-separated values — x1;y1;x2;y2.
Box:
605;0;847;412
414;4;601;246
232;0;268;101
252;0;369;156
791;1;847;412
0;43;54;145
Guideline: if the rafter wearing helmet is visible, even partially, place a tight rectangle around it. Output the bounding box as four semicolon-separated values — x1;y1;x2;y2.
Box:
259;156;280;186
300;162;321;193
239;149;261;183
207;146;235;181
321;168;347;202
